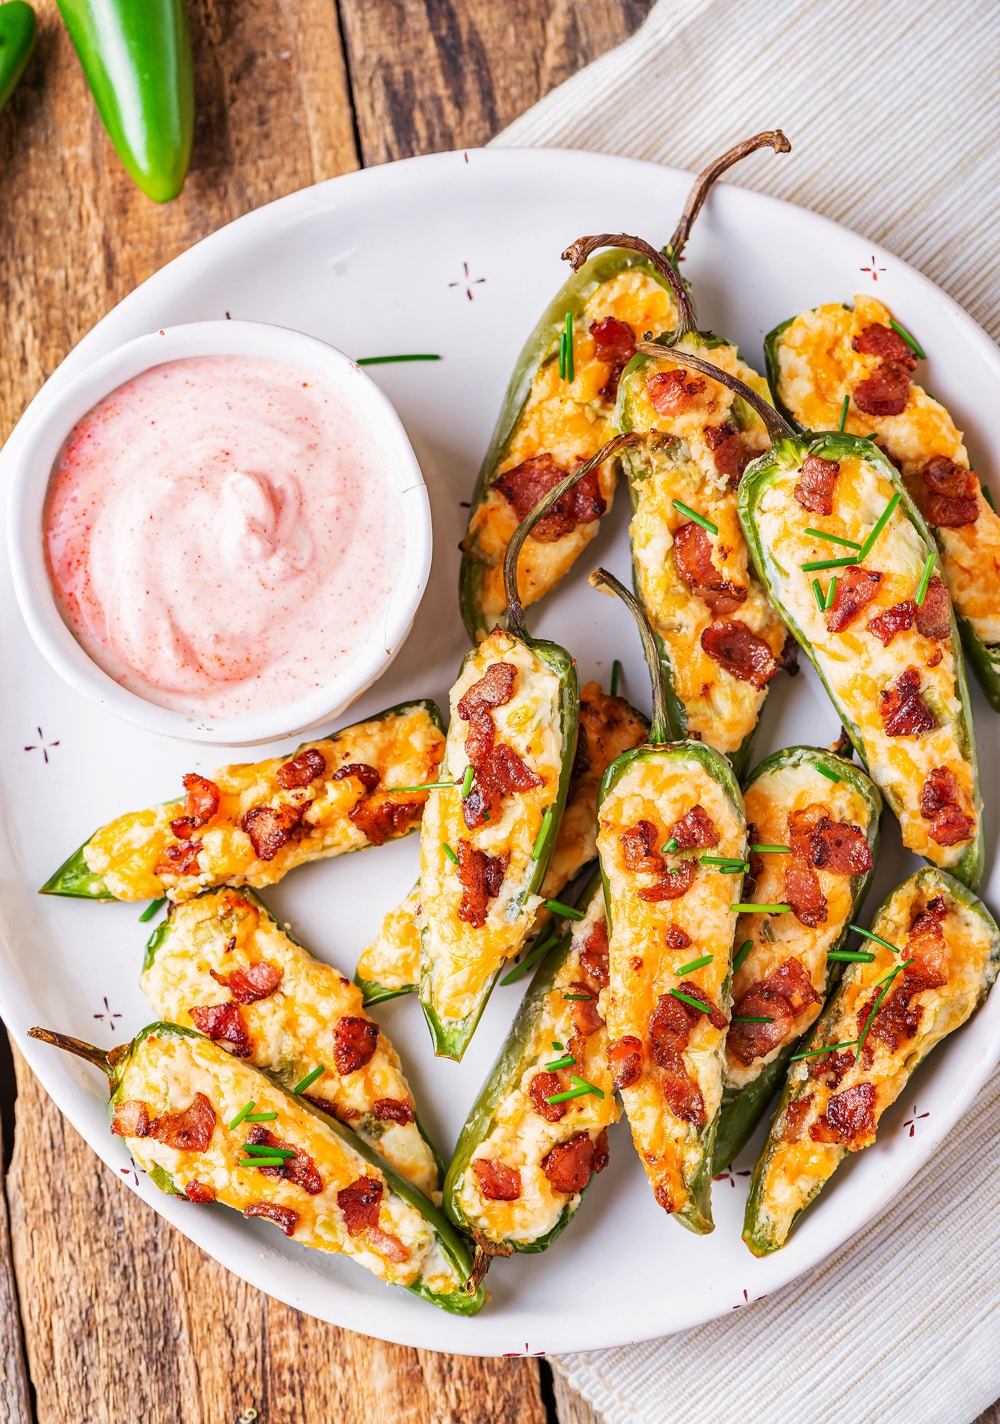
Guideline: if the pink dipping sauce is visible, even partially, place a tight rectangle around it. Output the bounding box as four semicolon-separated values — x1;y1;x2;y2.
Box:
43;355;407;719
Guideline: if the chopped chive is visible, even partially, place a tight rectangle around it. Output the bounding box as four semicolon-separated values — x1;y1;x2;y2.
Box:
531;808;554;862
812;577;825;612
732;939;753;973
750;844;790;854
669;988;712;1013
356;353;442;365
731;903;790;914
546;1074;604;1105
672;500;718;536
139;896;167;923
855;960;914;1060
838;394;850;432
805;528;862;551
676;954;713;975
461;765;475;797
292;1065;325;1095
563;992;592;1001
790;1039;858;1062
238;1156;286;1169
559;329;567;381
565;311;575;382
443;843;459;864
544;1053;576;1072
245;1111;278;1122
857;491;901;561
228;1100;255;1131
816;763;841;782
888;319;926;361
388;779;454;793
824;576;838;610
700;855;747;868
610;659;623;696
801;555;859;572
827;949;875;962
243;1143;296;1159
544;898;584;921
716;864;749;874
849;924;901;955
499;933;559;986
733;1015;773;1023
551;1041;564;1051
915;550;935;606
662;837;679;854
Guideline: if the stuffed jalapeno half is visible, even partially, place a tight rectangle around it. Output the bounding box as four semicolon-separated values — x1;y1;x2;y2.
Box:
141;888;442;1199
663;349;983;887
30;1022;484;1314
444;873;619;1254
355;682;648;1004
458;132;790;642
766;295;1000;709
42;700;446;904
713;746;881;1173
743;867;1000;1255
592;569;745;1234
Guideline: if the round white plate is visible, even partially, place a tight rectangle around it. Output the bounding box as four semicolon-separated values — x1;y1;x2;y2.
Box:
1;147;997;1357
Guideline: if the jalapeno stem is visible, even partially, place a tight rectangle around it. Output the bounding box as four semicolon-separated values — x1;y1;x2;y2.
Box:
634;342;796;447
562;232;697;340
28;1026;116;1082
503;433;638;641
589;567;672;745
667;130;791;262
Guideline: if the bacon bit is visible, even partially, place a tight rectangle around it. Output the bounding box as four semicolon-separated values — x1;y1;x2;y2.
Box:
660;1069;706;1125
677;981;728;1028
338;1176;383;1232
672;522;747;614
170;773;221;839
787;802;826;847
590;316;636;401
920;766;974;846
472;1157;521;1201
809;1049;855;1090
330;761;380;792
464;704;496;772
784;1097;814;1143
472;743;544;799
580;920;610;988
494;453;606;542
570;724;592;780
111;1099;151;1138
184;1180;216;1203
915;577;950;640
648;992;713;1124
594;1127;610;1173
647;367;706;416
620;819;665;873
927;493;979;527
667;804;720;849
245;1125;323;1194
785;859;828;928
855;957;948;1064
568;981;604;1039
189;1001;253;1058
810;1081;878;1147
728;958;821;1066
456;842;509;928
457;662;517;720
155;839;203;877
921;457;978;526
825;567;882;634
879;667;936;737
639;858;697;902
150;1092;216;1152
703;421;752;488
241;804;303;861
665;924;692;951
607;1035;643;1090
350;796;423;846
868;600;915;646
744;821;764;884
277;747;327;790
654;1182;677;1213
243;1201;299;1236
333;1016;379;1075
210;959;283;1005
530;1071;567;1123
701;618;778;688
368;1226;410;1263
806;819;873;876
794;454;840;516
366;1098;413;1127
852;323;915;364
541;1133;598;1194
854;361;915;417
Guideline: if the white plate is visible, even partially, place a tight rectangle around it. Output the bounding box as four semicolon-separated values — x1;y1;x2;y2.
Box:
1;147;997;1357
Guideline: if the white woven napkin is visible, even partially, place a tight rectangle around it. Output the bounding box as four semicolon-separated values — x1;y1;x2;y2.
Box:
492;3;1000;1420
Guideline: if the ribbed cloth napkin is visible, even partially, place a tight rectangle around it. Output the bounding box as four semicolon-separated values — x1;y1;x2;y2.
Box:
492;3;1000;1421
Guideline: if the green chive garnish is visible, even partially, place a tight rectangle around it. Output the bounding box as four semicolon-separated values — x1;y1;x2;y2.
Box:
824;576;838;610
915;550;935;606
812;577;825;611
855;960;914;1059
563;992;592;1001
838;394;849;432
700;855;748;868
559;331;567;381
531;808;554;861
545;1074;605;1105
732;939;753;972
499;933;559;986
733;1015;773;1023
750;844;790;854
389;779;454;793
669;988;712;1013
551;1041;564;1051
801;555;859;572
243;1143;296;1159
662;837;679;854
356;353;442;366
238;1157;287;1169
292;1065;325;1095
888;319;926;361
676;954;713;975
228;1100;255;1131
827;949;875;962
545;898;584;921
731;903;790;914
560;311;574;383
717;865;748;874
790;1039;858;1062
610;659;623;696
544;1053;576;1072
139;896;167;923
672;500;718;536
245;1111;278;1122
857;491;901;561
805;528;862;551
849;925;901;955
443;843;458;864
461;765;475;797
816;763;841;782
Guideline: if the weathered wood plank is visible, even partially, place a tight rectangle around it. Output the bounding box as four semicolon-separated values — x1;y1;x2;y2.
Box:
0;1041;32;1424
338;0;654;165
552;1368;603;1424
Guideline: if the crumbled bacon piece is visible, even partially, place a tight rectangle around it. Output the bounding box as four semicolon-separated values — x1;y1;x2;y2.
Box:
593;1127;610;1174
245;1125;322;1194
915;577;950;640
150;1092;216;1152
579;920;610;988
457;662;517;720
568;982;603;1040
472;1157;521;1201
810;1081;878;1147
620;819;665;873
372;1099;415;1125
170;773;221;839
607;1035;643;1090
464;705;496;771
210;959;283;1005
333;1016;379;1075
647;367;705;416
728;958;821;1066
590;316;636;401
783;1097;814;1142
701;619;778;688
455;842;509;928
338;1176;383;1232
277;748;327;789
638;859;697;902
926;493;979;527
703;421;752;488
794;454;840;516
879;667;936;736
648;990;717;1120
111;1099;151;1138
470;743;544;801
189;1001;253;1058
920;766;974;846
785;859;828;928
661;1069;706;1125
368;1226;410;1263
672;521;746;614
529;1071;566;1123
156;839;203;877
241;804;303;861
921;457;978;526
667;804;720;849
809;1049;855;1090
868;600;915;645
807;818;873;876
665;924;691;951
243;1201;299;1236
851;323;915;364
184;1180;216;1203
331;761;381;792
825;567;882;634
541;1132;599;1194
494;453;606;542
350;796;423;847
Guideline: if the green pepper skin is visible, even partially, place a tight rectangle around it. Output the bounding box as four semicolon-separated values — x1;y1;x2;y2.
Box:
56;0;193;202
738;431;984;889
761;317;799;431
0;1;35;114
712;746;882;1173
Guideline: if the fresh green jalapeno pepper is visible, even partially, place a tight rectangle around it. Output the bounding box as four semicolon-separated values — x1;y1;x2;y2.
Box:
42;699;446;904
743;866;1000;1255
712;745;881;1173
56;0;194;202
443;871;618;1256
765;296;1000;711
0;1;35;114
30;1021;484;1314
418;438;635;1060
656;348;983;889
591;568;745;1234
458;131;791;644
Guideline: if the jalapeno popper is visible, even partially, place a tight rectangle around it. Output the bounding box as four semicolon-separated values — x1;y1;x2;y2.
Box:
42;700;445;903
355;682;648;1004
743;867;1000;1255
30;1023;484;1314
458;132;790;643
419;442;634;1059
445;874;618;1255
141;889;441;1199
660;349;983;887
766;295;1000;709
592;569;745;1234
713;746;881;1172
